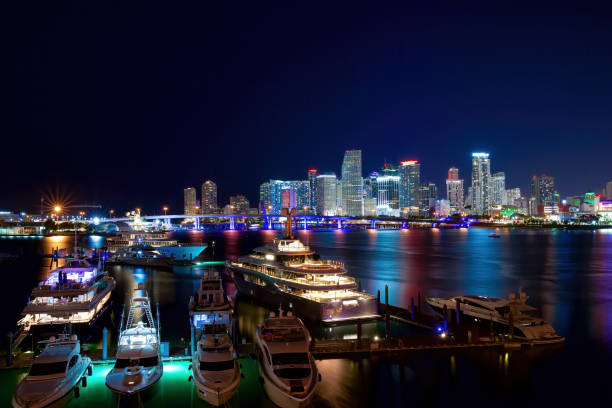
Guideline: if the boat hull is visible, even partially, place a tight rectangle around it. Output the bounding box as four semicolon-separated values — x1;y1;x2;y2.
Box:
105;365;163;395
191;358;240;406
158;245;207;261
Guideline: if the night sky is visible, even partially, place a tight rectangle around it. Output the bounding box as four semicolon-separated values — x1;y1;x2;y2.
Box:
5;3;612;214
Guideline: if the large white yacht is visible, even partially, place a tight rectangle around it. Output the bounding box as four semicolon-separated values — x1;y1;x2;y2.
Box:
426;289;565;344
12;334;92;408
105;289;163;395
227;211;378;323
17;259;115;338
255;309;319;408
107;245;174;268
106;230;207;262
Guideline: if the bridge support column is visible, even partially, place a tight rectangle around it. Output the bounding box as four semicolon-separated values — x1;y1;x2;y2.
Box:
195;217;200;230
370;219;375;229
337;219;342;229
401;221;407;229
229;216;235;230
165;218;171;228
303;217;307;230
267;217;272;230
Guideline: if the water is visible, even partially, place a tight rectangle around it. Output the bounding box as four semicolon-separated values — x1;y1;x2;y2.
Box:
1;228;611;407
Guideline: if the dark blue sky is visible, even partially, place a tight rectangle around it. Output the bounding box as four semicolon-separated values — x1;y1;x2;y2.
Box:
4;3;612;214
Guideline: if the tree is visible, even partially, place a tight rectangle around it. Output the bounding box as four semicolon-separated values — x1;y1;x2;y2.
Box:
43;218;56;232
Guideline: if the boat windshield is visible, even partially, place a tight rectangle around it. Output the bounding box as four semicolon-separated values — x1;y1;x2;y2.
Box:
114;356;159;368
274;367;311;379
271;352;309;365
199;360;234;371
29;361;67;376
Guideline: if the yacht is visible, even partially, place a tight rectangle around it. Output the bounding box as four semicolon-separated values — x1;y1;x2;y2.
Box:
255;309;319;408
190;333;241;406
105;289;163;395
189;270;233;339
107;245;174;268
426;290;565;344
106;230;207;262
17;259;115;339
227;211;378;323
12;334;92;408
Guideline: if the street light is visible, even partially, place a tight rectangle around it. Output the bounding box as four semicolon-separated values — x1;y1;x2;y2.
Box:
109;209;115;218
163;206;168;216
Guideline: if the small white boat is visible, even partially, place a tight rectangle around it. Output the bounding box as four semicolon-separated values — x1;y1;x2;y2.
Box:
12;334;92;408
190;333;241;406
255;309;320;408
105;289;163;395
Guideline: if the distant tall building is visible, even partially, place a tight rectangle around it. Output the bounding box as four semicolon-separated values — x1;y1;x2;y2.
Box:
445;166;464;213
530;175;555;208
419;182;437;217
308;169;318;213
263;180;310;214
229;195;249;213
184;187;197;215
504;188;521;206
201;180;217;213
341;149;363;216
376;173;400;217
336;179;343;215
399;160;421;216
315;173;338;216
490;172;506;206
364;171;379;201
604;181;612;200
471;152;491;215
259;182;271;213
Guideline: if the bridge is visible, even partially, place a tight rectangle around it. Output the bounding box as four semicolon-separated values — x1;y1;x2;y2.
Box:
97;213;469;231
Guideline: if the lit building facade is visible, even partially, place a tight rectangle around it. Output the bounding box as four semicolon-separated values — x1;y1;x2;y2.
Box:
531;174;555;207
490;172;506;206
201;180;217;213
603;181;612;200
308;169;318;214
445;166;464;214
419;182;438;217
315;173;338;216
262;180;310;214
504;188;521;206
184;187;197;215
471;152;491;215
229;195;249;214
376;174;400;217
259;182;271;213
341;149;363;216
435;199;451;217
399;160;420;216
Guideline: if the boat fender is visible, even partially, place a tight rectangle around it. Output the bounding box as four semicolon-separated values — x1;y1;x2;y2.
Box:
258;376;264;384
74;386;80;398
241;373;245;379
188;375;193;382
87;365;92;376
82;376;87;387
239;363;243;369
318;373;322;382
188;364;192;370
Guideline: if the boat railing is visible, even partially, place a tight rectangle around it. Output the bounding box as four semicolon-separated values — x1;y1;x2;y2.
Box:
23;299;95;313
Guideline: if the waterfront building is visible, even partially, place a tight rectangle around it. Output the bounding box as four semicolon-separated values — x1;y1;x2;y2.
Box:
262;180;310;214
491;172;506;206
531;174;555;210
308;169;318;213
376;171;400;217
504;188;521;206
341;149;363;216
419;182;438;217
363;197;377;217
471;152;491;215
229;195;250;213
445;166;464;214
184;187;197;215
336;179;343;215
201;180;217;213
514;197;529;215
604;181;612;200
315;173;338;216
529;197;538;216
435;199;451;217
259;182;271;213
399;160;421;216
364;171;379;201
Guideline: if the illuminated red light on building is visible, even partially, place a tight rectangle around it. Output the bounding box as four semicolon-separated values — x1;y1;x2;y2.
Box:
308;168;317;173
400;160;418;166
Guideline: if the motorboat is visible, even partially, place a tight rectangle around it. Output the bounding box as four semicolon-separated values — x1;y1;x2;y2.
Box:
190;333;241;406
488;233;501;238
189;270;233;338
227;209;378;323
106;230;207;263
12;334;92;408
426;289;565;344
16;259;115;342
107;245;174;268
105;289;163;395
255;309;319;408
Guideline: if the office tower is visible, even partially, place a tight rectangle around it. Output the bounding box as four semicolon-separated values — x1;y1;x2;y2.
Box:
264;180;310;214
201;180;218;213
259;182;271;213
315;173;338;216
184;187;197;215
445;166;464;213
604;181;612;200
376;172;400;217
514;197;529;215
341;149;363;216
419;182;437;216
504;188;521;206
490;172;506;206
435;199;451;217
336;179;343;215
308;169;318;213
399;160;421;215
530;174;555;209
364;171;379;200
229;195;249;214
363;198;377;217
471;152;491;215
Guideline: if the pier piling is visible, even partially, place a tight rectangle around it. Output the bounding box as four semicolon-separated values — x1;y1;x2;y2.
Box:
385;285;390;339
102;327;108;360
455;298;461;324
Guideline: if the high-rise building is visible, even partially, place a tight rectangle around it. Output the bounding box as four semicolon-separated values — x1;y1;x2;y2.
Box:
363;198;377;217
308;169;318;213
603;181;612;200
471;152;491;215
336;179;343;215
445;166;464;214
435;199;451;217
259;182;271;213
530;174;555;212
229;195;249;214
184;187;197;215
504;188;521;206
376;174;400;217
263;180;310;214
341;149;363;216
399;160;421;216
201;180;217;213
315;173;338;216
419;182;438;217
490;172;506;206
364;171;379;201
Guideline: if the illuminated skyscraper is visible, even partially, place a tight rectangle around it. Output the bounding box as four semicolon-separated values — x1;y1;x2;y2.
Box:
263;180;310;214
201;180;217;213
315;173;338;216
259;182;271;213
530;175;555;207
184;187;197;215
376;174;400;217
308;169;318;213
229;195;249;213
605;181;612;200
341;149;363;216
490;172;506;206
504;188;521;206
399;160;420;215
471;152;491;215
419;182;437;216
445;166;464;213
